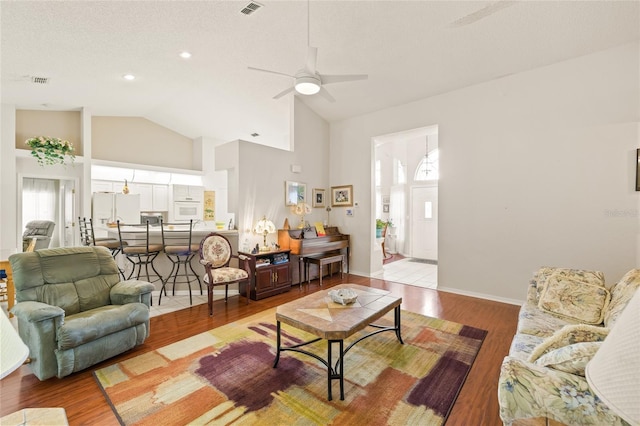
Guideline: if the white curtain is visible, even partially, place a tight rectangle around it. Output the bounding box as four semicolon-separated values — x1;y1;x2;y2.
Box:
22;178;57;226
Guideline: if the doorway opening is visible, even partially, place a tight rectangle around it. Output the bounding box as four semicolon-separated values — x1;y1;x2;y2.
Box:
372;125;438;289
19;176;78;250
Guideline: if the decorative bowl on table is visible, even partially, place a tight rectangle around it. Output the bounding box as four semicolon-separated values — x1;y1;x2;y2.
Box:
328;288;358;305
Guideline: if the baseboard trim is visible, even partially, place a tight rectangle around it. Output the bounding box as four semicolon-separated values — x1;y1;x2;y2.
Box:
436;285;523;306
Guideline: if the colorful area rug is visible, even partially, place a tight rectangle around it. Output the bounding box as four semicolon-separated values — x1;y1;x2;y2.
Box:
94;308;487;425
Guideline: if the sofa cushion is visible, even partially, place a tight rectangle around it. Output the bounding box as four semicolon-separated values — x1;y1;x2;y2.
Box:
532;267;605;303
527;323;609;363
509;333;545;361
517;302;581;337
604;269;640;329
534;342;601;376
538;276;610;324
56;303;149;350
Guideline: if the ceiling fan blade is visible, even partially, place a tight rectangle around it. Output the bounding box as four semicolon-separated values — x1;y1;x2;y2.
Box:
448;0;516;28
318;87;336;103
304;46;318;74
321;74;368;85
248;66;294;79
273;86;295;99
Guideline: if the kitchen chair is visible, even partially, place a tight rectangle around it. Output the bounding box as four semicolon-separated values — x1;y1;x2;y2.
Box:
159;219;202;306
381;223;392;260
117;220;164;303
84;217;127;279
199;233;250;316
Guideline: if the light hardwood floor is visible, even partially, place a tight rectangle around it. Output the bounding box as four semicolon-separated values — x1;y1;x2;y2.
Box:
0;274;520;425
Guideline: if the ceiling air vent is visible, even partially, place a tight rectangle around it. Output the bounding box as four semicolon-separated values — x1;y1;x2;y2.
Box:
31;76;50;84
240;2;263;15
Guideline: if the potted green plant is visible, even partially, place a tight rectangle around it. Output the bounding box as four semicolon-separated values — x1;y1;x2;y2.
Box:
375;219;387;238
25;136;75;166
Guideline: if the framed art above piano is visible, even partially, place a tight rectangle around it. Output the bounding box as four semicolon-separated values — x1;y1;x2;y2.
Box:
312;188;325;208
636;149;640;191
285;181;306;206
331;185;353;207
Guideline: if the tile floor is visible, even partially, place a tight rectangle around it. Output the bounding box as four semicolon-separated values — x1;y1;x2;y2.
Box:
149;293;207;317
370;256;438;289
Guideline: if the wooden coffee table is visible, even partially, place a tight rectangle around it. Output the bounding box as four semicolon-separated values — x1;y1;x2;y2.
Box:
273;284;403;400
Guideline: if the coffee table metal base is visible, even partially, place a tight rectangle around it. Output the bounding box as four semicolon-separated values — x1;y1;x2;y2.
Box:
273;305;403;401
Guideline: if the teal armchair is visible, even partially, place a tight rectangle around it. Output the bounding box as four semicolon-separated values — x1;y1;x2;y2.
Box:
9;246;154;380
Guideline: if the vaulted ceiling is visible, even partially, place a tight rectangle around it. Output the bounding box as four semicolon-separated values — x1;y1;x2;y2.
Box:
2;1;639;150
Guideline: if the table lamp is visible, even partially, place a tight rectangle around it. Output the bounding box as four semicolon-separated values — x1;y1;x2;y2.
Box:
254;216;276;252
585;290;640;426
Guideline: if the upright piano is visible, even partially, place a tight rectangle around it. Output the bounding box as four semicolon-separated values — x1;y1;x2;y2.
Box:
278;226;350;285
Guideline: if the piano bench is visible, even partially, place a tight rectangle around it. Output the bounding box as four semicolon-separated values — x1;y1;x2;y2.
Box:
304;254;345;287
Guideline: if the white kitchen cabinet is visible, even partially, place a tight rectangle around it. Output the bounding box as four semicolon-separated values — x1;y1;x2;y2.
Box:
93;180;170;212
129;183;169;211
92;180;115;193
152;185;169;211
172;185;203;202
128;183;153;211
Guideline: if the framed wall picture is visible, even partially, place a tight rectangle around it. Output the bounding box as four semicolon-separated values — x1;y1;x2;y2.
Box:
636;149;640;191
285;181;306;206
383;204;390;213
331;185;353;207
312;188;325;208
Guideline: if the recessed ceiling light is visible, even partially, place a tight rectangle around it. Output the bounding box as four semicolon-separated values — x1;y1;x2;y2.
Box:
179;51;192;59
123;74;136;81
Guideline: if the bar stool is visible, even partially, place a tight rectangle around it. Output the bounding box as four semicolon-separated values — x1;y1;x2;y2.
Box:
78;217;90;246
116;220;164;301
81;217;127;280
159;219;202;306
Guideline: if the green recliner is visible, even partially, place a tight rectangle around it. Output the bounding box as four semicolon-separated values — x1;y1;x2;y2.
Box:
9;246;155;380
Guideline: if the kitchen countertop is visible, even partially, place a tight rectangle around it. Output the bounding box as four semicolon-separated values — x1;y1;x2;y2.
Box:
105;225;237;235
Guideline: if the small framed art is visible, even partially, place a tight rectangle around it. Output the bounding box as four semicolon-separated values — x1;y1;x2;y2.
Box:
331;185;353;207
285;181;306;206
636;149;640;191
312;188;325;208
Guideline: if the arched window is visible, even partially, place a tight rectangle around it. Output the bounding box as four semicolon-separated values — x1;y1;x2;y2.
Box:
414;149;439;181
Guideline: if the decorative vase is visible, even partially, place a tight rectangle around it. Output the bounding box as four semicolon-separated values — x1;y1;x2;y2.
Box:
376;228;383;238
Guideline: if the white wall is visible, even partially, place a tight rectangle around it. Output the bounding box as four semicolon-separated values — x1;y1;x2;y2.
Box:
330;42;639;303
216;98;330;252
0;104;18;254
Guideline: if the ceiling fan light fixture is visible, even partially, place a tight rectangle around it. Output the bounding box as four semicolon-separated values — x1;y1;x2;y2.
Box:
295;76;321;95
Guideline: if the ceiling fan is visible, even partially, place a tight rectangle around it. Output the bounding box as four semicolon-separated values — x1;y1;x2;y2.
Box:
248;1;367;102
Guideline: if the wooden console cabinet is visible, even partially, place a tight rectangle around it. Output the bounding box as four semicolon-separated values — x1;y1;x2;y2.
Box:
240;250;291;300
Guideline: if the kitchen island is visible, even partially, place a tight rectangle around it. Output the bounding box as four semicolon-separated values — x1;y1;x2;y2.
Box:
103;225;240;300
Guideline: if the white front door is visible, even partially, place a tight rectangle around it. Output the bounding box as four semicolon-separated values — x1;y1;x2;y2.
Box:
410;186;438;260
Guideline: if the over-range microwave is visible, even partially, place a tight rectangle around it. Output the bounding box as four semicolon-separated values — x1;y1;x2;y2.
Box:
173;201;202;221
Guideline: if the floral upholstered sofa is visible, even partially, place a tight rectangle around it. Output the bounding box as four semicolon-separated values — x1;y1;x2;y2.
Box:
498;267;640;425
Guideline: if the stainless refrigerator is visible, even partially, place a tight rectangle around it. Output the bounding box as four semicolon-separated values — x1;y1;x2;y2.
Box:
92;193;141;226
